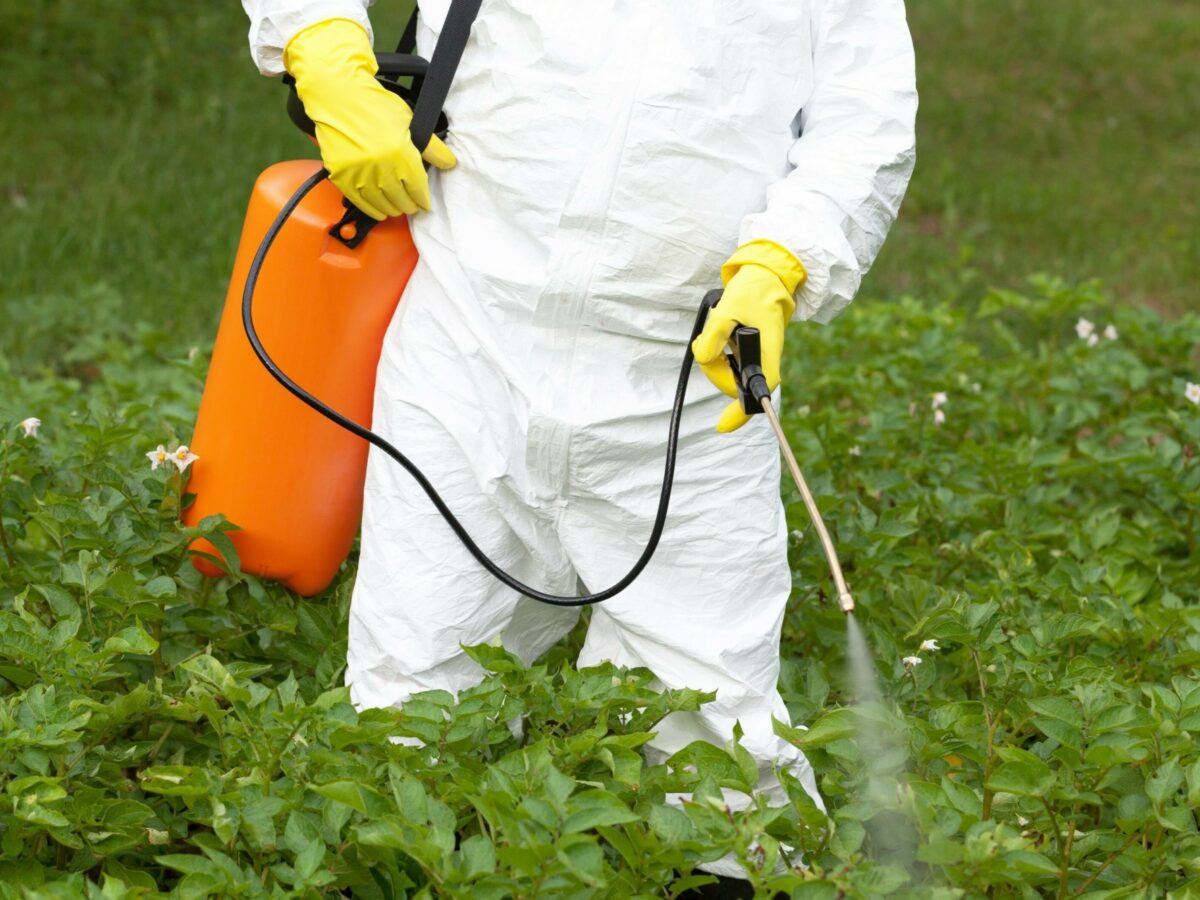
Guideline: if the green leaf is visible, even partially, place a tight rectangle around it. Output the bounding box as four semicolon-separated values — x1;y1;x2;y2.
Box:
649;805;694;845
1008;850;1061;875
831;817;866;857
1032;715;1082;749
1186;758;1200;809
987;758;1056;797
155;854;226;879
1146;758;1184;806
386;767;429;821
139;766;214;798
310;780;375;815
143;575;177;598
555;833;603;883
851;863;910;895
1115;793;1154;832
941;776;982;818
179;654;251;703
668;741;748;790
102;623;159;656
774;708;857;749
12;798;70;828
917;833;964;866
459;834;496;880
597;745;642;786
355;817;412;850
190;517;243;577
562;790;640;833
294;838;325;881
1026;695;1082;727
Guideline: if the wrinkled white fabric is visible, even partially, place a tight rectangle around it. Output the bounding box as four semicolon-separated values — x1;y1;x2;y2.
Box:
245;0;915;876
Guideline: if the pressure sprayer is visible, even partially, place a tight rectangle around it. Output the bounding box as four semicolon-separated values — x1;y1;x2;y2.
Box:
186;0;855;614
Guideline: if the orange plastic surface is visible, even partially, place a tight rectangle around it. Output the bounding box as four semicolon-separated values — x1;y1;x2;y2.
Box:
185;159;418;595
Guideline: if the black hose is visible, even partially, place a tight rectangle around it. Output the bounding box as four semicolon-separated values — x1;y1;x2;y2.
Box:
241;169;711;607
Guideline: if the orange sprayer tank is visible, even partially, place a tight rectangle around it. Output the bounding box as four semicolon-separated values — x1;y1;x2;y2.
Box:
184;159;417;595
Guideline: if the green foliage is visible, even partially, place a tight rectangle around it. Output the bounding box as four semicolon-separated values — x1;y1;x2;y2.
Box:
777;277;1200;896
1;278;1199;896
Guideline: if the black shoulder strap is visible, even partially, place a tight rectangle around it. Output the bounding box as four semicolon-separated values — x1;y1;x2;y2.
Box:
395;6;419;56
408;0;483;152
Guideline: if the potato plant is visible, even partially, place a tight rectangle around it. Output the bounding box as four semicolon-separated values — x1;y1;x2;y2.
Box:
0;278;1198;897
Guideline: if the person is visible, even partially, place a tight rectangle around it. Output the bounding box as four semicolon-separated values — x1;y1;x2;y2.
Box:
243;0;916;887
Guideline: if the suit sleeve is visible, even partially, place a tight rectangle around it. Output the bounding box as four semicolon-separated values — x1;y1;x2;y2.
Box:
241;0;376;75
738;0;918;323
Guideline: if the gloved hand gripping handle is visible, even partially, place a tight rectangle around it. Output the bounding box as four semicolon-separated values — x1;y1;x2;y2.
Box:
284;0;483;249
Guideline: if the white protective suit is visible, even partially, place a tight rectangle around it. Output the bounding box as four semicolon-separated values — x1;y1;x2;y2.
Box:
245;0;916;869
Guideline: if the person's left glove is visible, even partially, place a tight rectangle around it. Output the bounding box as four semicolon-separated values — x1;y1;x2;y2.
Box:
691;239;807;433
284;18;457;220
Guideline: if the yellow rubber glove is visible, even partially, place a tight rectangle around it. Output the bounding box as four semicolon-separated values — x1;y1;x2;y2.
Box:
284;18;456;220
691;239;807;433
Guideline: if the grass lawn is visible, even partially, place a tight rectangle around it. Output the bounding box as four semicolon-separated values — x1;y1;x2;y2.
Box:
1;0;1197;358
893;0;1200;316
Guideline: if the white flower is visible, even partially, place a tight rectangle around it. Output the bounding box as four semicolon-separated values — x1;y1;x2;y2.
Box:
1075;318;1095;340
1086;333;1099;348
971;382;982;394
919;639;940;652
170;445;200;474
146;445;169;470
1103;324;1118;341
848;445;861;457
1186;383;1200;406
902;655;923;668
18;417;41;438
931;391;948;409
933;409;946;426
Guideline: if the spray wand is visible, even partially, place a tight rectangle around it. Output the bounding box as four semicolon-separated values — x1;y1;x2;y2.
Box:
714;294;856;615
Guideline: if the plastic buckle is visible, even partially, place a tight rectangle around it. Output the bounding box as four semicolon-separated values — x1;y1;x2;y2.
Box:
329;201;378;250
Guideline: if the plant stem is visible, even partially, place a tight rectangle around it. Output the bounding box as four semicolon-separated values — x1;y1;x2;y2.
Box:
1041;798;1062;855
972;649;998;820
1056;806;1075;899
153;619;164;676
0;439;16;569
1072;830;1139;895
0;512;15;569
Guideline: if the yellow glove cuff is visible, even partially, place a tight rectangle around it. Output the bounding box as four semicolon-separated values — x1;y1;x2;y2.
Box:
720;239;808;296
284;18;377;81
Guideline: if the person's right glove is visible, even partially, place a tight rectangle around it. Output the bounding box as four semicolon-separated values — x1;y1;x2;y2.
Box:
691;239;807;433
284;18;456;220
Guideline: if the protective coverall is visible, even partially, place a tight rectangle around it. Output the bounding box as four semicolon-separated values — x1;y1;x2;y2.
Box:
244;0;917;873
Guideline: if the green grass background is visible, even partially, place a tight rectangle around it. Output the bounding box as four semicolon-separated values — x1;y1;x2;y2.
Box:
1;0;1197;346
